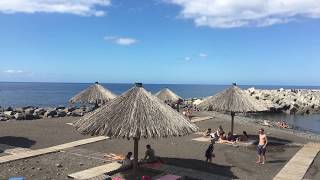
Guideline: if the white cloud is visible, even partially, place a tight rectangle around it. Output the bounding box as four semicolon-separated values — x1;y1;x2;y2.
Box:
167;0;320;28
3;69;24;73
184;56;191;61
199;53;208;58
0;0;111;16
104;36;138;46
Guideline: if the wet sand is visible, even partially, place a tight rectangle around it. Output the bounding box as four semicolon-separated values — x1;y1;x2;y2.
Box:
0;115;318;179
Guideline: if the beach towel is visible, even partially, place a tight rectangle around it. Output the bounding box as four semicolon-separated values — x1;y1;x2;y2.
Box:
104;153;124;161
141;176;152;180
156;174;182;180
142;161;163;169
112;177;124;180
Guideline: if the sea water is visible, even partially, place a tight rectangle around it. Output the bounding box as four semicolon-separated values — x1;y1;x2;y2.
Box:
0;82;320;133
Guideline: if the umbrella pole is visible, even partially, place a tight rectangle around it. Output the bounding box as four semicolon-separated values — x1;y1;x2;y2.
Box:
133;137;139;170
231;112;235;135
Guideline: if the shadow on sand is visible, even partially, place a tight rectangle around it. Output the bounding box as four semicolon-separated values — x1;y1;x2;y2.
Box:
110;168;161;180
248;135;292;146
267;160;288;164
161;157;238;179
0;136;36;152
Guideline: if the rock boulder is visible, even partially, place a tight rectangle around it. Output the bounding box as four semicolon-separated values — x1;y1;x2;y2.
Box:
14;113;25;120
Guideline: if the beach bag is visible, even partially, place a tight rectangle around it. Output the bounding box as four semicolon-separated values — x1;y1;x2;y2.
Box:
141;176;152;180
112;177;124;180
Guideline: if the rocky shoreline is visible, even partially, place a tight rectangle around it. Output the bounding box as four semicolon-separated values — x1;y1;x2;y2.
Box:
246;88;320;115
1;87;320;121
0;105;94;121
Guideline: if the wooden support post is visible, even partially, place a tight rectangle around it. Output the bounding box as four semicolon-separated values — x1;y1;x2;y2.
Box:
231;112;235;135
133;137;139;170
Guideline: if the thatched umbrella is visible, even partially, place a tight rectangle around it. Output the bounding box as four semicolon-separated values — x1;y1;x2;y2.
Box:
69;82;116;105
73;83;198;170
155;88;182;103
198;83;267;134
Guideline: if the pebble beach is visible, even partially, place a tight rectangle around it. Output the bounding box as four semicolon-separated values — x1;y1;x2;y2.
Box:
0;113;319;180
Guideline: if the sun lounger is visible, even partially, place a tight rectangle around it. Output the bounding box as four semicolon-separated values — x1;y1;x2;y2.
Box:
156;174;182;180
68;162;122;179
192;137;211;142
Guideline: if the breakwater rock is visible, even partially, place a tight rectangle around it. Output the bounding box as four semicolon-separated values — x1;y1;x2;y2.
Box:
246;88;320;115
0;106;95;121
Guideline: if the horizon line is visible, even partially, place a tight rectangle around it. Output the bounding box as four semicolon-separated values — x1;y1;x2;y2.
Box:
0;81;319;87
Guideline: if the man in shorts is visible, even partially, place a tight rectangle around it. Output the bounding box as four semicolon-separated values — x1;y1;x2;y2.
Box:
257;128;268;164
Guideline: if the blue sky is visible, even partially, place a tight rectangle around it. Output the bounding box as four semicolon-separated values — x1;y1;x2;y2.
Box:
0;0;319;85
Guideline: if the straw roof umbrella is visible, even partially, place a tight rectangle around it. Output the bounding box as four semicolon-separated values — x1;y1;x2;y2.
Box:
73;83;198;170
69;82;116;105
198;83;267;134
155;88;182;103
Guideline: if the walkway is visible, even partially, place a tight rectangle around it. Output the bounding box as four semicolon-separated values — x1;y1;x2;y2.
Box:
273;143;320;180
191;116;212;123
68;162;121;179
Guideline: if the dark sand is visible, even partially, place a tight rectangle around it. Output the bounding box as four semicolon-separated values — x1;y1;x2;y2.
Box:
0;151;105;180
305;153;320;180
0;117;87;151
0;115;318;180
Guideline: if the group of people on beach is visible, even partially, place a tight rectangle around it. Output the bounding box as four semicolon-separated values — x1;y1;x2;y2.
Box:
263;120;290;129
121;144;157;169
182;108;193;120
277;121;289;129
120;126;268;170
203;126;249;144
204;127;268;165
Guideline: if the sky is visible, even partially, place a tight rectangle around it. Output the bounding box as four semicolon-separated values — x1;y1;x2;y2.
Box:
0;0;319;86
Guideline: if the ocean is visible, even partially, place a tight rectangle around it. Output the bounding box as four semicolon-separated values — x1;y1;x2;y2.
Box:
1;82;320;133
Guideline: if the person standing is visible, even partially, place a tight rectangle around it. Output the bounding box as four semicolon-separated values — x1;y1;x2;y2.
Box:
205;139;215;165
257;128;268;164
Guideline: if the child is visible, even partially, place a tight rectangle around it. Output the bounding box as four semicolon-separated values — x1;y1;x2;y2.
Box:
204;128;212;137
205;139;215;164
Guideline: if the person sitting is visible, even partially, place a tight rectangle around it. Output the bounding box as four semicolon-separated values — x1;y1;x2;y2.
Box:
226;132;236;142
237;131;249;142
282;122;289;128
277;121;289;128
204;128;212;137
142;144;156;163
121;152;133;168
212;126;224;138
182;109;187;116
218;134;235;144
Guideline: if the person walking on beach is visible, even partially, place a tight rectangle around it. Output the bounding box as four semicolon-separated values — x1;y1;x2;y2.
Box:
257;128;268;164
205;139;215;165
